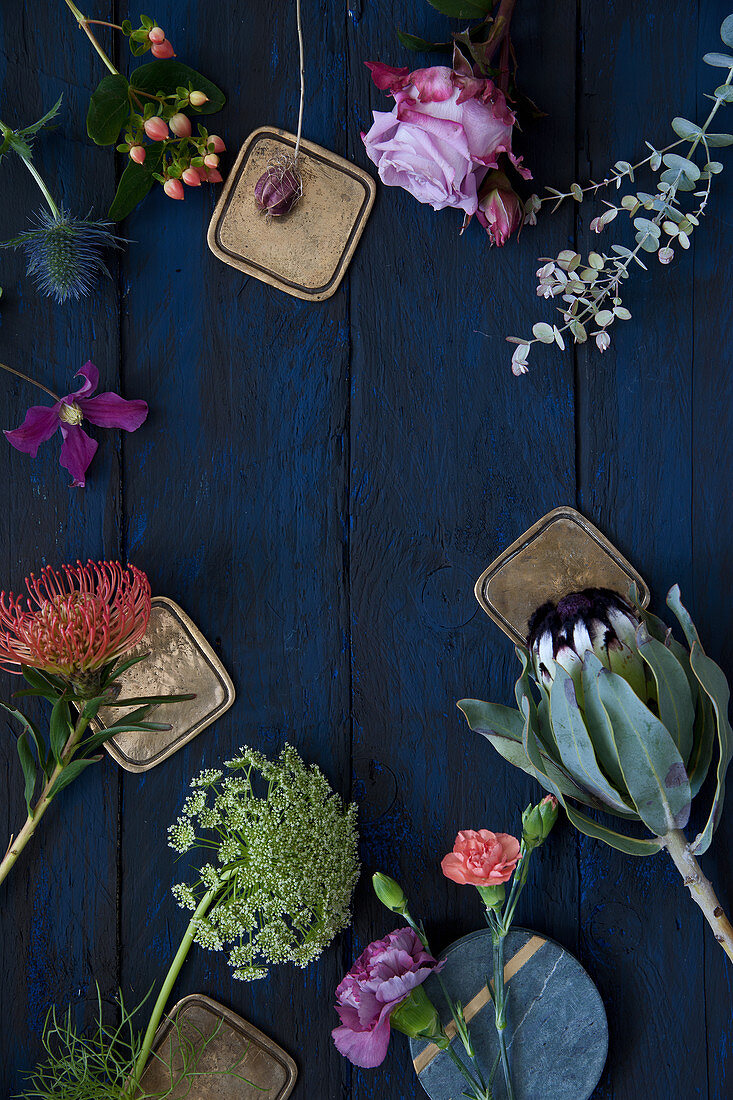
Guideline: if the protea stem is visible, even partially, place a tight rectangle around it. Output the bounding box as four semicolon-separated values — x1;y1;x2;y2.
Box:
0;712;90;889
662;829;733;962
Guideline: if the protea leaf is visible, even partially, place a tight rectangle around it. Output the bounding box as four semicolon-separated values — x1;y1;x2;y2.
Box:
562;801;663;857
581;652;628;793
636;624;695;761
688;643;733;854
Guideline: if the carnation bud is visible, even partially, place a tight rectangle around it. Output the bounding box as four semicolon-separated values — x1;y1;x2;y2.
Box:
476;883;506;911
390;986;441;1041
169;112;192;138
151;39;175;58
521;795;559;849
144;116;169;142
254;163;301;217
163;178;185;200
189;90;209;107
208;134;226;154
204;153;219;168
148;26;166;44
129;145;146;165
182;167;202;187
372;872;408;915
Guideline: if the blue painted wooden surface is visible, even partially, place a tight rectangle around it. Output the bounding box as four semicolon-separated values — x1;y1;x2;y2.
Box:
0;1;732;1097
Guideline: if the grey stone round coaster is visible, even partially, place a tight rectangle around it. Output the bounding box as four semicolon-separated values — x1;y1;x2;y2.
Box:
408;928;607;1100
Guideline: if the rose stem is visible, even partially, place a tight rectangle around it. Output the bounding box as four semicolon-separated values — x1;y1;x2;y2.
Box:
63;0;120;75
294;0;305;161
0;711;91;889
662;829;733;961
126;870;235;1095
0;362;60;402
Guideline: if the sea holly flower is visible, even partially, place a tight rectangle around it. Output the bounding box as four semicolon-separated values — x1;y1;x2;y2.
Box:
5;361;148;487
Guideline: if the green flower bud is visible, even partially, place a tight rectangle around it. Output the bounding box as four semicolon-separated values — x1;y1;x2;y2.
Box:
390;985;441;1040
372;872;408;914
476;883;506;911
522;795;559;849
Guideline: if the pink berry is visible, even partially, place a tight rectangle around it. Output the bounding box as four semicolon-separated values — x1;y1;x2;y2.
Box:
148;25;166;44
208;134;226;154
204;153;219;168
163;178;185;200
151;39;175;58
189;91;209;108
182;167;202;187
129;145;146;165
169;112;192;138
144;116;169;142
204;167;223;183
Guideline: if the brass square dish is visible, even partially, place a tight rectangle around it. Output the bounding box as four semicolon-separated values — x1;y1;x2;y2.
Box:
474;507;649;646
136;994;297;1099
97;597;234;773
207;127;376;301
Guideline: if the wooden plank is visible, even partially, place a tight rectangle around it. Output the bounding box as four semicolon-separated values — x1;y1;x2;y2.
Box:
0;1;121;1093
346;1;578;1096
695;4;733;1096
116;2;351;1098
575;1;707;1096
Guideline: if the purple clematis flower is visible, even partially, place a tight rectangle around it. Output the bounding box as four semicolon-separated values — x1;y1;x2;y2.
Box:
4;361;148;488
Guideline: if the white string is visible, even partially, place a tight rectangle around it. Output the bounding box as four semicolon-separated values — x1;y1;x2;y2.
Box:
294;0;305;161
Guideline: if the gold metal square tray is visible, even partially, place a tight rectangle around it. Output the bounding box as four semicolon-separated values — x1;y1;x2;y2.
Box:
474;507;649;645
97;597;235;772
136;994;297;1099
207;127;376;300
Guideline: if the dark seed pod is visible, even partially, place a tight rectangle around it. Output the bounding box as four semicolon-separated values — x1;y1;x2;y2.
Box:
254;162;302;217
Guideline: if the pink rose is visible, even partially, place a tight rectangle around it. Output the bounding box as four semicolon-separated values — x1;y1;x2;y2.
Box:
477;170;523;246
441;829;520;887
361;57;529;217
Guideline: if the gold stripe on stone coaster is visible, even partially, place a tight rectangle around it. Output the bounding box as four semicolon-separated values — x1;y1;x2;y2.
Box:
412;935;547;1074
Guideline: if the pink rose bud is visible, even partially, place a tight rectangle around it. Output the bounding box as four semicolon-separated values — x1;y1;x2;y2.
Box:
204;153;219;168
129;145;146;164
189;91;209;107
163;178;185;200
208;134;226;154
254;164;301;216
144;116;169;142
182;167;202;187
169;112;192;138
476;171;523;247
151;39;176;58
148;26;166;44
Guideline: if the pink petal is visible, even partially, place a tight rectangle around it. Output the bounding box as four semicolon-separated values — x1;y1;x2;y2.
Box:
409;66;454;103
78;393;148;431
58;424;98;488
332;1015;392;1069
4;404;60;456
365;61;410;92
70;361;99;400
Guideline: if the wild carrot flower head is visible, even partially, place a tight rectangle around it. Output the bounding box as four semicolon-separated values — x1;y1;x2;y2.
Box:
0;560;151;683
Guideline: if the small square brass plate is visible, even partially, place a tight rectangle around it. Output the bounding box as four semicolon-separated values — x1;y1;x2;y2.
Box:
475;507;649;646
136;994;297;1099
207;127;376;300
98;597;234;773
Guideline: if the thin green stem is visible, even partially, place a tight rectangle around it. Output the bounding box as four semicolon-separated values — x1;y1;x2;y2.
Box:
0;130;61;219
63;0;120;75
0;711;90;890
485;909;515;1100
0;361;60;401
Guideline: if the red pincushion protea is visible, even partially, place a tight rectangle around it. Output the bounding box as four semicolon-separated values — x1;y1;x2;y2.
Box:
0;560;151;679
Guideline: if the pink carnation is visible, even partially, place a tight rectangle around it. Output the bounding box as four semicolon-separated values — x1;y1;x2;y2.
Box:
441;829;521;887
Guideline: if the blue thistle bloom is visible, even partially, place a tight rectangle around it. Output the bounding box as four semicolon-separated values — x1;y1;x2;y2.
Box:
1;207;120;304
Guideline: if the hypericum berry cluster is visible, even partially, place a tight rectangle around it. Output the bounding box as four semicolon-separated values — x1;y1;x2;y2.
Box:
120;94;226;201
169;745;360;982
122;13;175;58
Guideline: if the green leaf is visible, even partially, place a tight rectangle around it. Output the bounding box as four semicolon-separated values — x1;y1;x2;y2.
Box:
49;698;73;766
532;322;555;343
46;756;102;801
130;61;225;114
597;669;691;836
581;653;627;790
562;802;663;856
722;15;733;48
21;666;66;697
108;143;164;221
665;584;701;649
671;117;703;140
636;626;695;764
87;74;131;146
714;84;733;102
102;652;150;686
703;52;733;68
687;690;716;799
688;643;733;854
0;702;51;778
104;692;195;706
17;732;38;816
663;153;700;181
396;30;451;52
703;133;733;146
426;0;493;15
97;721;172;736
457;699;524;741
17;96;64;143
549;666;634;814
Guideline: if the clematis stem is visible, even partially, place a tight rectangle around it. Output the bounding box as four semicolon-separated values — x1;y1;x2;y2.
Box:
0;361;60;401
662;829;733;962
0;711;90;889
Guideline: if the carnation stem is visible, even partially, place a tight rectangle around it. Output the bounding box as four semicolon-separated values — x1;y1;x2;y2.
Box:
0;361;60;401
126;870;236;1095
63;0;120;76
0;711;90;890
662;829;733;962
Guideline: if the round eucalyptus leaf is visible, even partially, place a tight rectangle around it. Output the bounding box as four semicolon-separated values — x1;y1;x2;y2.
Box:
663;153;701;180
614;306;632;320
704;51;733;67
705;132;733;146
714;84;733;101
588;252;605;270
637;232;660;252
671;117;703;140
595;309;614;327
532;322;555;343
